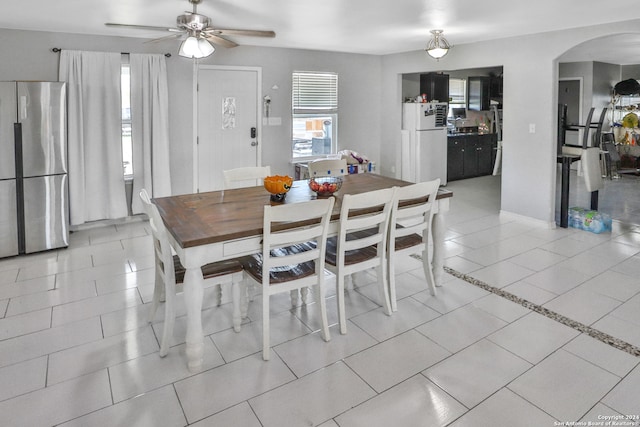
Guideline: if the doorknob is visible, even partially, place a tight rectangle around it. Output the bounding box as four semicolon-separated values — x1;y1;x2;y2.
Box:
250;127;256;138
251;141;258;147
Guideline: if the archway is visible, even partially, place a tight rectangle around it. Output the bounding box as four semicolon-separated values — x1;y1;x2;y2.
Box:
555;32;640;226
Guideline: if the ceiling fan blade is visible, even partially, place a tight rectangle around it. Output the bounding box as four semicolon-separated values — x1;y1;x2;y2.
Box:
105;23;182;33
204;28;276;38
144;33;184;44
203;34;238;48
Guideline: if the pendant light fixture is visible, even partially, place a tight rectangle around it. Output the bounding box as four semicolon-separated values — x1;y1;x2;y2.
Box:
425;29;450;60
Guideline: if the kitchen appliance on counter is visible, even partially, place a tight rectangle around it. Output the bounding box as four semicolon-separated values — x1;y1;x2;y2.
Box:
401;102;448;185
0;81;68;258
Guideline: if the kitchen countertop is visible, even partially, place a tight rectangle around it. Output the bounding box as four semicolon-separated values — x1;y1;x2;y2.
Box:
447;132;496;137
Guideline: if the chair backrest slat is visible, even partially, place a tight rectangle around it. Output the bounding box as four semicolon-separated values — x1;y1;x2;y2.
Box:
262;198;335;287
223;166;271;189
270;225;324;247
308;158;348;177
389;180;440;250
337;187;396;260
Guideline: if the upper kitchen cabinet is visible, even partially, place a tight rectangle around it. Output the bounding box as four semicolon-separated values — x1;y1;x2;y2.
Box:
467;74;503;111
467;77;489;111
420;73;449;103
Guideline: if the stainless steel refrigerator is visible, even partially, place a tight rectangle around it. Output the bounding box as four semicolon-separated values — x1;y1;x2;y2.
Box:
0;81;68;258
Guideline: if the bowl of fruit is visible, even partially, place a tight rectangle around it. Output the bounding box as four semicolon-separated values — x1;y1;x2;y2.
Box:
308;176;342;197
264;175;293;202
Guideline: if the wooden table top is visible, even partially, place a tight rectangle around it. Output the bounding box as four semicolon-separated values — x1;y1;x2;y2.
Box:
154;173;453;249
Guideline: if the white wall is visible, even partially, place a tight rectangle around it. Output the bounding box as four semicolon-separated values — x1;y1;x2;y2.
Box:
4;18;640;225
380;19;640;225
593;62;621;114
622;64;640;80
191;46;383;194
559;61;594;125
0;28;382;196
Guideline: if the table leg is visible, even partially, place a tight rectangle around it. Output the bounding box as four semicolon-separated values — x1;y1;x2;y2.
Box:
431;210;446;287
560;157;571;228
183;267;205;372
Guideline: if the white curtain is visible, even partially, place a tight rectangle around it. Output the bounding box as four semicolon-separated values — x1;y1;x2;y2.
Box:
59;50;128;226
129;53;172;215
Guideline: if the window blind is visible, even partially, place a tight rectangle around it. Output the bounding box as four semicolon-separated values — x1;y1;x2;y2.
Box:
449;78;466;104
292;72;338;111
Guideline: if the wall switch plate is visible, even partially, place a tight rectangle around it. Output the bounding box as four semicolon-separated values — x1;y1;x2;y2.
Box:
529;123;536;133
268;117;282;126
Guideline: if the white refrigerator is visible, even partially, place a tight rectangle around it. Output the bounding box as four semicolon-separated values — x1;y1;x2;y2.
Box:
401;102;448;185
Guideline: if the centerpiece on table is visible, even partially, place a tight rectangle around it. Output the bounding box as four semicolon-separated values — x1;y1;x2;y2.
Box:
264;175;293;202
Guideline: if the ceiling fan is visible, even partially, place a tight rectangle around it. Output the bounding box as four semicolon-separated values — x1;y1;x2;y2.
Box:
105;0;276;58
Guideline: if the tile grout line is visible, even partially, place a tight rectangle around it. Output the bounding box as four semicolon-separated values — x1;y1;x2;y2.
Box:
441;264;640;358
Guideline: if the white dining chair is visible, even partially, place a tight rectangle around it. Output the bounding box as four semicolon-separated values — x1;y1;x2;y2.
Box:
325;187;396;334
139;189;245;357
223;165;271;189
241;197;335;360
387;179;440;311
222;165;272;304
308;158;347;178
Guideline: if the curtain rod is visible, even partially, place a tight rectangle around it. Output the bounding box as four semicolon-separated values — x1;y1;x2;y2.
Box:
51;48;171;58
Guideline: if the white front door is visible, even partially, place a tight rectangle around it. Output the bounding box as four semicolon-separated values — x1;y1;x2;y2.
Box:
197;66;261;192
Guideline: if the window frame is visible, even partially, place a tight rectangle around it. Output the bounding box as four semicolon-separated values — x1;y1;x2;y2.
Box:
121;61;133;179
291;71;338;162
448;77;467;117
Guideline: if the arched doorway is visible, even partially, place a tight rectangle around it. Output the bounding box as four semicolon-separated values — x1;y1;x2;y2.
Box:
556;33;640;226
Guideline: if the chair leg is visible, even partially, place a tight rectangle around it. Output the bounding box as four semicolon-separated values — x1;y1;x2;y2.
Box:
158;272;167;303
248;283;255;302
315;284;331;342
337;274;347;334
388;252;398;312
376;263;392;316
289;289;299;308
300;287;310;305
215;284;222;307
347;273;355;290
232;280;242;332
148;272;163;323
422;246;437;296
159;281;176;357
262;290;271;361
240;281;249;319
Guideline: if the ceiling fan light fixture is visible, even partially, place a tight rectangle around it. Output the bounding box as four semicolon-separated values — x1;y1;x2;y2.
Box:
425;29;450;60
198;38;215;56
107;0;275;55
178;32;215;58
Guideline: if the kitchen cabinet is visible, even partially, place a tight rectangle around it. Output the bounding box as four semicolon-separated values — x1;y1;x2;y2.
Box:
447;133;498;181
467;77;490;111
420;73;449;103
467;76;503;111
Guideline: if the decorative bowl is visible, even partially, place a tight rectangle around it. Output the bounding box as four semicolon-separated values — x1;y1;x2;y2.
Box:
308;176;342;197
264;175;293;202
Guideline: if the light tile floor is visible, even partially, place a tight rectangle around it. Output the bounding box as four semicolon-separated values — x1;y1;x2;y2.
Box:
0;174;639;426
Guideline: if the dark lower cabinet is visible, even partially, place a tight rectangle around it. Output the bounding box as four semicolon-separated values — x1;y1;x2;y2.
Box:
447;133;498;181
447;138;465;181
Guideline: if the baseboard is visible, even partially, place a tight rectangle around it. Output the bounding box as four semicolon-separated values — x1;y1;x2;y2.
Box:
70;214;147;232
499;210;557;229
